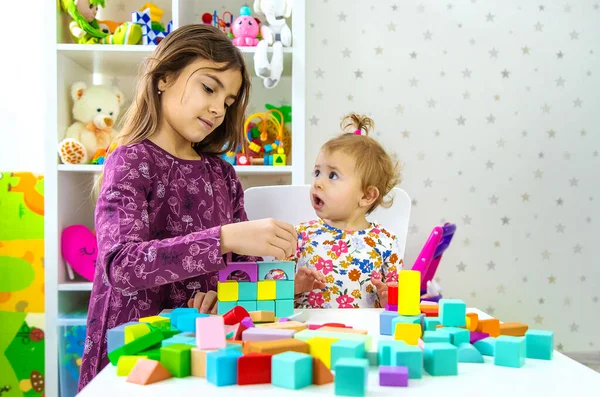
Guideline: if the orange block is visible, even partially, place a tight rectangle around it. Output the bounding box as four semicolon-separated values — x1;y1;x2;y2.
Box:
500;322;529;336
249;311;275;323
243;338;310;355
476;318;500;337
126;359;171;385
420;305;439;317
313;357;334;385
466;313;479;331
257;321;307;332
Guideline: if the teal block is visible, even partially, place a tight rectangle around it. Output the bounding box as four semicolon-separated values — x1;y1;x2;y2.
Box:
391;343;423;379
424;317;441;331
334;358;369;397
257;300;275;312
474;337;496;356
271;351;313;389
217;300;238;315
237;300;257;312
366;350;378;366
275;299;294;318
458;343;484;363
276;280;295;299
377;340;406;366
423;331;451;343
494;336;526;368
238;282;258;301
177;313;209;333
525;330;553;360
226;342;243;353
207;349;243;386
331;340;366;368
438;327;470;346
424;342;458;376
169;308;199;328
258;261;296;280
439;299;466;327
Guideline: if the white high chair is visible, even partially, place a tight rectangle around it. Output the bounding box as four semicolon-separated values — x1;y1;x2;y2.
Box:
243;185;412;259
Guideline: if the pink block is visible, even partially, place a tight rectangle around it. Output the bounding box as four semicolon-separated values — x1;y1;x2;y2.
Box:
196;316;226;350
241;327;296;342
385;303;398;312
308;324;323;330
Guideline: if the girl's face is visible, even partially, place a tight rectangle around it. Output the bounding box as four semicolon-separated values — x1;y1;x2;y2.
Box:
158;59;242;146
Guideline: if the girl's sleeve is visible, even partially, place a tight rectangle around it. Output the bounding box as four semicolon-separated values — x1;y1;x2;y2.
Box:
95;148;227;293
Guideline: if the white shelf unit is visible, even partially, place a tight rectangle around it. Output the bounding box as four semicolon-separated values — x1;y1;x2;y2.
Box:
45;1;305;395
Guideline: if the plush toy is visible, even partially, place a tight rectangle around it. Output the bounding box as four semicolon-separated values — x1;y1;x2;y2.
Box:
61;224;98;281
58;82;124;165
231;6;260;46
253;0;293;89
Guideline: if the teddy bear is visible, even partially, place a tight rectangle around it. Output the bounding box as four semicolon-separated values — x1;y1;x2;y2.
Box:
58;82;124;165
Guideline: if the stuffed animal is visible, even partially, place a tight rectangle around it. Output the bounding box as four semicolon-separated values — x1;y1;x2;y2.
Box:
231;6;260;46
58;82;124;165
253;0;293;89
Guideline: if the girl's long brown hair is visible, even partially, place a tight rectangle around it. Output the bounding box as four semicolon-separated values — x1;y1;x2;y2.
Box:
95;24;251;194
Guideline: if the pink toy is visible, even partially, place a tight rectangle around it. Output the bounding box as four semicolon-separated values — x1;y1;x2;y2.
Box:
196;316;226;350
61;224;97;281
231;6;259;46
411;222;456;294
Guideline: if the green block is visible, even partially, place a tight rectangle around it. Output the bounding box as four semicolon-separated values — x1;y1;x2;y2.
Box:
494;336;526;368
139;346;161;361
108;345;126;365
238;282;258;301
424;342;458;376
334;358;369;396
217;300;238;315
257;300;275;312
237;300;257;312
258;261;296;280
424;317;441;331
271;351;313;389
391;343;423;379
423;330;451;343
275;299;294;318
276;280;295;299
474;337;496;356
155;325;182;339
525;330;553;360
437;327;470;346
123;328;164;354
458;343;484;363
295;330;372;350
331;340;366;368
160;343;193;377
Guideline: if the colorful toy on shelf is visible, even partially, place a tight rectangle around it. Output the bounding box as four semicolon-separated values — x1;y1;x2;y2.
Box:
132;4;173;45
61;224;97;281
90;142;117;165
231;6;260;46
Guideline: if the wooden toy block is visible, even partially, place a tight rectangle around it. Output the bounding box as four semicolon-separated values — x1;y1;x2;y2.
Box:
117;355;148;376
295;329;373;350
424;317;441;331
206;349;243;386
160;344;192;377
243;338;310;355
387;284;398;305
377;340;406;366
169;307;200;328
218;281;239;302
379;365;409;387
525;330;553;360
307;337;339;369
237;300;257;312
391;343;423;379
420;305;439;317
494;336;526;368
223;306;251;325
107;321;139;353
257;321;307;332
272;351;313;389
257;280;276;300
258;261;296;280
320;326;367;335
398;270;421;316
334;358;369;396
275;280;295;299
379;311;398;336
257;300;275;312
423;330;451;343
473;337;496;356
437;327;470;346
424;342;458;376
249;310;275;323
331;340;366;368
458;343;484;363
275;299;294;318
190;348;217;377
124;323;152;344
219;262;258;282
500;322;529;336
139;346;162;361
126;358;172;385
196;316;226;350
393;323;421;345
273;153;287;166
466;312;479;331
439;299;466;327
242;327;296;342
139;316;171;331
470;331;490;344
313;356;334;385
217;300;238;315
177;313;209;333
476;318;500;337
237;353;273;385
238;282;258;301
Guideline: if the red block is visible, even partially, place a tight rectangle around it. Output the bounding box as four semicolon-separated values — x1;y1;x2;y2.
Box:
237;353;272;385
388;285;398;305
323;323;347;328
223;306;250;326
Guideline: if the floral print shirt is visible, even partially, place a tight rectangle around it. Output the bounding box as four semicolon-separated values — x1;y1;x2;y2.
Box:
293;219;404;309
78;139;257;391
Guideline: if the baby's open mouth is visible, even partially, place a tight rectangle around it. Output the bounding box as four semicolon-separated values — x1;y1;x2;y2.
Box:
312;194;324;210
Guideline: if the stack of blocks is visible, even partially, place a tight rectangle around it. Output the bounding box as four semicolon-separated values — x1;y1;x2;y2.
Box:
217;261;295;319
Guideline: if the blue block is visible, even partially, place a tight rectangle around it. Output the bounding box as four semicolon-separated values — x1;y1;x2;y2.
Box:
206;349;243;386
379;311;398;336
377;340;405;366
474;337;496;356
424;317;441;331
424;342;458;376
271;351;313;389
391;343;423;379
525;330;553;360
237;300;257;312
238;282;258;301
331;340;366;368
423;331;451;343
276;280;295;299
275;299;294;318
107;321;139;353
177;313;209;333
169;308;199;328
217;300;238;315
458;343;484;363
438;327;470;346
494;336;526;368
334;358;369;396
258;261;296;280
439;299;466;327
257;300;275;312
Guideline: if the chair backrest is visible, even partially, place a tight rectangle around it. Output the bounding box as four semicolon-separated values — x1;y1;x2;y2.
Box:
243;185;412;259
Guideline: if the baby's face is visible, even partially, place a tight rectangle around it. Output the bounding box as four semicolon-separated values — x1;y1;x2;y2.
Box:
309;150;364;222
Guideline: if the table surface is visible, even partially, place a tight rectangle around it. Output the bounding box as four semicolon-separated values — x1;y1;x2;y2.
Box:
78;308;600;397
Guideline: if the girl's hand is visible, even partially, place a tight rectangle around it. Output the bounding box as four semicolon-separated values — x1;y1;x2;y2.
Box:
187;290;218;314
371;279;397;308
221;218;298;260
294;267;326;294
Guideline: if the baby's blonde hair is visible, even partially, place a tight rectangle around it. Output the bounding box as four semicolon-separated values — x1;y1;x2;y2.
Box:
321;113;402;214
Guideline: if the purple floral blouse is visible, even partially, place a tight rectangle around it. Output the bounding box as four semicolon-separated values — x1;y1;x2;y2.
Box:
78;139;257;391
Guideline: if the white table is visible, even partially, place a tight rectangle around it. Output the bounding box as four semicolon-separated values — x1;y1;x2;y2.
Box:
78;308;600;396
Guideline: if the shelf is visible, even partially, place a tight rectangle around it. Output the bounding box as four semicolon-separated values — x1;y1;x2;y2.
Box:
57;317;88;326
58;164;291;175
58;164;103;172
58;282;93;291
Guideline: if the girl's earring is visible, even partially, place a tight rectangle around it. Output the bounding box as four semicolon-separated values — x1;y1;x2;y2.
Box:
158;90;163;95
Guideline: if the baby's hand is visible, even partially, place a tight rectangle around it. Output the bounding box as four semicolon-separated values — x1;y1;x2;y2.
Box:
187;290;218;314
371;279;397;308
294;267;326;295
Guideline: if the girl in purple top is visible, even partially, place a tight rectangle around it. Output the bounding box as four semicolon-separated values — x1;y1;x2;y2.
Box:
77;24;321;391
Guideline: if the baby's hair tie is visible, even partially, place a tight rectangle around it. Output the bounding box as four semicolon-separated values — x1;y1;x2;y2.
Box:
354;129;362;135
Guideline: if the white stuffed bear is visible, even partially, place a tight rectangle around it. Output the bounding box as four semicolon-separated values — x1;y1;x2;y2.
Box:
58;82;124;164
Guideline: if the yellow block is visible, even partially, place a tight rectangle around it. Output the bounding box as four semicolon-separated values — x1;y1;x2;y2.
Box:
217;281;239;302
307;337;339;369
398;270;421;316
393;323;421;345
117;355;147;376
465;317;471;330
273;153;287;166
257;280;276;300
124;324;151;344
139;315;170;330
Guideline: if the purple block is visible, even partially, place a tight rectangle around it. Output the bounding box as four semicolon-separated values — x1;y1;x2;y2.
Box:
279;318;290;322
379;365;409;387
385;303;398;311
470;331;490;344
218;261;258;282
241;317;255;329
241;327;296;342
